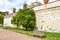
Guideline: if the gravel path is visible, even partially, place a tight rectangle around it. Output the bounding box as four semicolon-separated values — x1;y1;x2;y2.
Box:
0;29;40;40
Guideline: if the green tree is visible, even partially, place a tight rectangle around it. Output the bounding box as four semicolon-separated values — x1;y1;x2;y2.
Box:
11;8;36;30
11;16;19;28
0;15;4;25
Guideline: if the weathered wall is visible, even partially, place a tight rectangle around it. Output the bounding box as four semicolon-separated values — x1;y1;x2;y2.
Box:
3;16;17;28
33;1;60;33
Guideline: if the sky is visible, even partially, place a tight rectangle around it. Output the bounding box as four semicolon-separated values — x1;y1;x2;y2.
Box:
0;0;56;13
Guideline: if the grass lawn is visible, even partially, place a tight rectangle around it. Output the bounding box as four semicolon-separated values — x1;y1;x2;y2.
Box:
0;25;60;40
44;32;60;40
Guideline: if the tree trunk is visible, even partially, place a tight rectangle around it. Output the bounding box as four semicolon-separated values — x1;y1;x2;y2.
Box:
26;27;28;30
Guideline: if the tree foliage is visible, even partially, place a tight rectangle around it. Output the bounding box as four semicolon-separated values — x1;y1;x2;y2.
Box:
0;15;4;25
11;8;36;30
0;12;8;16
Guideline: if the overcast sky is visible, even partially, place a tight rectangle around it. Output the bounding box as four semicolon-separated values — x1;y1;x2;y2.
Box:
0;0;56;13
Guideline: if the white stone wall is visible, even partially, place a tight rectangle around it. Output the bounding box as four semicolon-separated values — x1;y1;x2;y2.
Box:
33;1;60;33
33;1;60;12
35;10;60;33
3;16;17;28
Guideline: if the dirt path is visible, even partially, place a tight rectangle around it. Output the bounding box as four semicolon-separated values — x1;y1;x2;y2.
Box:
0;29;40;40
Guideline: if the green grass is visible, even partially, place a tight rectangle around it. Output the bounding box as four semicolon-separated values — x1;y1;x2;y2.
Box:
4;27;33;36
0;25;3;28
45;32;60;38
0;25;60;40
43;32;60;40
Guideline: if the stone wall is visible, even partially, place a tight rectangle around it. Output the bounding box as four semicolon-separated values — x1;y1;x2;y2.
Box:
3;15;17;28
33;1;60;33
